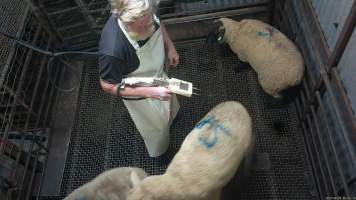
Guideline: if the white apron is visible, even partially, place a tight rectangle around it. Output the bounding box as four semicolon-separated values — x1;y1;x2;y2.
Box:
118;16;180;157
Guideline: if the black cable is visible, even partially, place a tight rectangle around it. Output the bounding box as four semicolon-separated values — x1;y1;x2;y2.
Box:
0;29;99;92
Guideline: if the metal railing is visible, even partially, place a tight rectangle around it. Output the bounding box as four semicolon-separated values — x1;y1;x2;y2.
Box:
0;1;63;199
274;0;356;197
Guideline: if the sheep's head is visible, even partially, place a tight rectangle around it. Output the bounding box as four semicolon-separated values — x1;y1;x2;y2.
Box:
206;19;226;45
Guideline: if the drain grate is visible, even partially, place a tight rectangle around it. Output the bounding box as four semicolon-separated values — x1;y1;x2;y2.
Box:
43;40;315;199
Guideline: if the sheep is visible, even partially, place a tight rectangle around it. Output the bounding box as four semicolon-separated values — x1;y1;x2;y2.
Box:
127;101;254;200
64;167;147;200
207;18;304;99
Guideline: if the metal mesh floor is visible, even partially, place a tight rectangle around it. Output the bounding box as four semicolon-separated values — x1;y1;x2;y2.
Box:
46;41;315;199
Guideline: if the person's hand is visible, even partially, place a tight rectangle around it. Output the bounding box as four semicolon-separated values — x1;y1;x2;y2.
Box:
149;87;172;101
167;46;179;68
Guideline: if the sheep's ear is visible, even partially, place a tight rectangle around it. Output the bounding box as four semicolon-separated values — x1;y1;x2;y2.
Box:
212;19;223;31
130;171;141;187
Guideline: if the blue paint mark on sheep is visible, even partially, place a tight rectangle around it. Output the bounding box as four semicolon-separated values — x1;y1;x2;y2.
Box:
257;26;278;42
195;115;232;149
77;196;88;200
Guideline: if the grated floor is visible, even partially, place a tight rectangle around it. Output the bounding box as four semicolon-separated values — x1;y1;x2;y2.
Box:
42;40;315;199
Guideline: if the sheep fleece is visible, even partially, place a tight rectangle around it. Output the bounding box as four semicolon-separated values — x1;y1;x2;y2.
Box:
221;18;304;98
64;167;147;200
128;101;253;200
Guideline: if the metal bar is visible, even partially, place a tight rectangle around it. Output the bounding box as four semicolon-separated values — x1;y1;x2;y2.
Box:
74;0;98;29
35;74;51;128
69;40;98;50
269;0;276;24
321;71;356;169
48;6;78;16
57;22;87;31
64;31;93;40
25;0;63;43
0;6;30;90
0;20;41;156
161;2;269;19
301;122;323;198
300;88;308;121
43;61;65;126
310;105;338;195
162;5;269;25
315;91;351;195
88;8;107;14
303;0;331;61
294;96;303;122
24;38;52;129
327;0;356;71
305;113;330;195
9;23;42;185
3;85;31;111
303;78;311;105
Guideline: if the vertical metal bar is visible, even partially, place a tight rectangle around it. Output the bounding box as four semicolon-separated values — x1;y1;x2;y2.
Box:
310;105;338;195
315;91;351;195
269;0;276;24
24;38;52;129
321;72;356;170
305;113;329;195
301;122;323;198
35;71;51;128
42;61;62;127
4;22;42;200
0;6;30;93
327;0;356;71
1;22;41;157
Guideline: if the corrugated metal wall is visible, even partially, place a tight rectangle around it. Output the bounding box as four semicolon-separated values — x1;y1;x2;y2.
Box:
338;28;356;118
311;0;354;50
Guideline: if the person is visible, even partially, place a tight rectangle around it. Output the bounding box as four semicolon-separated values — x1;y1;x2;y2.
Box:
98;0;180;158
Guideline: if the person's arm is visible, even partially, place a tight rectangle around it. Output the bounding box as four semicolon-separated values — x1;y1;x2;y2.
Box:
100;79;172;101
161;23;179;68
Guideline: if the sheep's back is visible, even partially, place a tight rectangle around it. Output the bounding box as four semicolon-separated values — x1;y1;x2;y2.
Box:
224;19;304;96
166;101;253;191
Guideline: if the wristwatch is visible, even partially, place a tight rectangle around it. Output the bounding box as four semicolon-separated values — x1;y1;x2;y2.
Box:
116;82;125;95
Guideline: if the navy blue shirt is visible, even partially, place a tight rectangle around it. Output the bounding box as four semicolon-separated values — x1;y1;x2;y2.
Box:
98;15;159;84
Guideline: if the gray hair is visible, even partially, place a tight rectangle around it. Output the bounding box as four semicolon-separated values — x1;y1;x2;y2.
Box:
110;0;158;24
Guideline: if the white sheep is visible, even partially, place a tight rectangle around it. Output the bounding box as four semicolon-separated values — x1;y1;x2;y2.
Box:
127;101;254;200
207;18;304;99
64;167;147;200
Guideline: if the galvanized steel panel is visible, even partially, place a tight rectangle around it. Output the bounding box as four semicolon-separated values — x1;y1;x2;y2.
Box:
338;28;356;118
311;0;354;50
178;0;269;12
